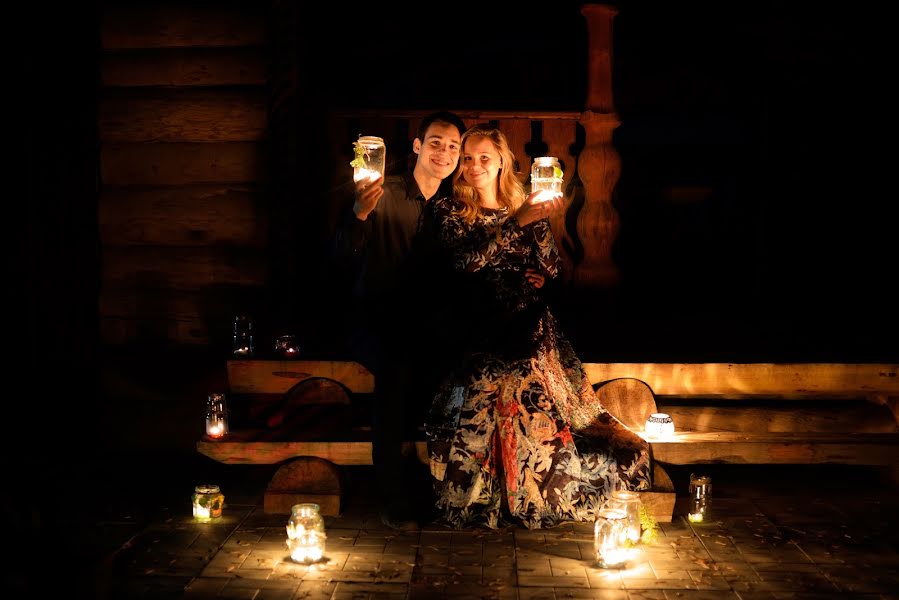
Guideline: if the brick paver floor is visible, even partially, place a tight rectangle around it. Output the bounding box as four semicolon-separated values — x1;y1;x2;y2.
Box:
93;465;899;600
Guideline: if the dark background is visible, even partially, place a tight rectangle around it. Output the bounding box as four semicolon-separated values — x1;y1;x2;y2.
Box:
9;1;896;408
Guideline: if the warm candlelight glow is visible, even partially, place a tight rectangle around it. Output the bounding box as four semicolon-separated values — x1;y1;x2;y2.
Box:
688;512;704;523
688;474;712;523
594;508;628;568
286;503;326;563
644;413;675;437
192;485;224;522
353;167;381;183
205;393;229;439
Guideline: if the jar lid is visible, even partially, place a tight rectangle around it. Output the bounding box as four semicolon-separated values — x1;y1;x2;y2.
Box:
195;484;220;494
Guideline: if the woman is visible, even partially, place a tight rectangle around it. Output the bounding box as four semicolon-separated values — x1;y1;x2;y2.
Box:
424;125;651;529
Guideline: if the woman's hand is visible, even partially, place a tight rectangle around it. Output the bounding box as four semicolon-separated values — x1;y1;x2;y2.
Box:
353;175;384;221
514;191;564;227
525;268;546;289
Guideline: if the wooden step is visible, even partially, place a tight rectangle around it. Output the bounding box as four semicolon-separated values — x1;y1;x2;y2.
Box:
641;431;899;465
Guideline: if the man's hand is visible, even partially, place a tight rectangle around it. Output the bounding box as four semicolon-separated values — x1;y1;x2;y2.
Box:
353;175;384;221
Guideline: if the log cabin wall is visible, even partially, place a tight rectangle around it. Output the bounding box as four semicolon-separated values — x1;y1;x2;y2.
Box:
98;1;274;347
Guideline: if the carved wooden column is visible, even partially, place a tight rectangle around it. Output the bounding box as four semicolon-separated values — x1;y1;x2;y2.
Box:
575;4;621;287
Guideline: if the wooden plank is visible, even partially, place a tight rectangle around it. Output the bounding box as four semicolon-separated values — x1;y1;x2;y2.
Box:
101;142;265;186
227;360;375;394
102;47;267;87
656;403;899;434
198;438;374;465
102;246;267;290
100;184;267;247
102;4;265;49
100;314;209;345
637;491;675;523
643;432;899;465
99;90;267;142
583;363;899;398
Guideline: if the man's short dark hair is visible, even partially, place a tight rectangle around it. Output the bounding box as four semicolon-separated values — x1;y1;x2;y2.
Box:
415;111;466;142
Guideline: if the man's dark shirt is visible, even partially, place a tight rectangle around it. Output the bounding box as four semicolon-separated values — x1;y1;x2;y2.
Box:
333;171;431;323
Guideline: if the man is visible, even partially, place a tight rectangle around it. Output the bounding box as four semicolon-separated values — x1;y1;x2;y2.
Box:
333;111;466;530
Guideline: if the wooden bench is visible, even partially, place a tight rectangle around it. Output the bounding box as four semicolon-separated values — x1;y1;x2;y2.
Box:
197;361;899;519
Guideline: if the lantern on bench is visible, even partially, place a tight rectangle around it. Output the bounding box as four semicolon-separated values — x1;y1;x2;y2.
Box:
286;503;326;563
205;393;229;439
644;412;675;437
232;315;254;357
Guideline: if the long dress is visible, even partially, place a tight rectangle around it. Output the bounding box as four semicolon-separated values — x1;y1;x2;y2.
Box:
423;196;652;529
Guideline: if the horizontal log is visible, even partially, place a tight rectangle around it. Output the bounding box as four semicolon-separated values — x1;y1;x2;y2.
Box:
100;89;266;143
102;4;265;49
643;431;899;465
656;403;898;434
584;363;899;398
228;360;375;394
102;47;267;87
100;314;209;345
100;184;267;246
102;142;266;185
102;246;267;290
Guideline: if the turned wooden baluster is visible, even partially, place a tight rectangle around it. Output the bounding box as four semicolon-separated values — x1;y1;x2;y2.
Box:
576;3;621;287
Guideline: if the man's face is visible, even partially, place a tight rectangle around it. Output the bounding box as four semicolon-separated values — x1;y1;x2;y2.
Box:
413;122;462;181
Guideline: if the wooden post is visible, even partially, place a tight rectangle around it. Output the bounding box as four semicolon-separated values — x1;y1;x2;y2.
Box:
576;4;621;287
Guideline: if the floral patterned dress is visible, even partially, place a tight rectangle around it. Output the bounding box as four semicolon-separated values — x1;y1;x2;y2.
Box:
424;197;651;529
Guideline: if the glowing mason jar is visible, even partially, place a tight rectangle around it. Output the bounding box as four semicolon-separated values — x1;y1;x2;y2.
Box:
594;508;628;568
605;490;642;545
688;474;712;523
232;315;254;357
644;413;675;437
205;393;228;439
286;503;326;563
352;136;386;183
192;484;224;521
530;156;563;202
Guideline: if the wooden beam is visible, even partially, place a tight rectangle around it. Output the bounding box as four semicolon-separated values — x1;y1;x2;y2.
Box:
100;184;267;247
643;432;899;465
101;142;265;186
102;4;265;49
656;404;899;434
102;246;267;291
583;363;899;398
102;47;267;87
99;90;267;143
227;360;375;395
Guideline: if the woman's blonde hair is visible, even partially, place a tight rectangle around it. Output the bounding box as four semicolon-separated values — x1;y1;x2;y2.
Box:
452;125;526;223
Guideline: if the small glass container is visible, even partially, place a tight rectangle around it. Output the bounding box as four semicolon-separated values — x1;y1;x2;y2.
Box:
530;156;563;202
205;393;228;439
605;490;642;545
274;334;301;359
232;315;254;357
645;412;675;437
352;136;387;183
594;508;628;568
192;484;224;522
286;503;326;563
688;474;712;523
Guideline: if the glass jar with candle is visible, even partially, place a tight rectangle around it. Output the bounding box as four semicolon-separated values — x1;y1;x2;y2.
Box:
274;334;301;359
352;136;386;184
605;490;642;545
593;507;628;568
192;484;224;522
530;156;563;201
205;393;229;439
286;503;326;563
688;473;712;523
645;412;675;437
232;315;254;357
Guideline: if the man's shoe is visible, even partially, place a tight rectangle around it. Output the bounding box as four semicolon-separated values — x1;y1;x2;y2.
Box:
379;507;419;532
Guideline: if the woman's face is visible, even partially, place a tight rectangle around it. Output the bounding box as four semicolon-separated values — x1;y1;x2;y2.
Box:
460;136;502;192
